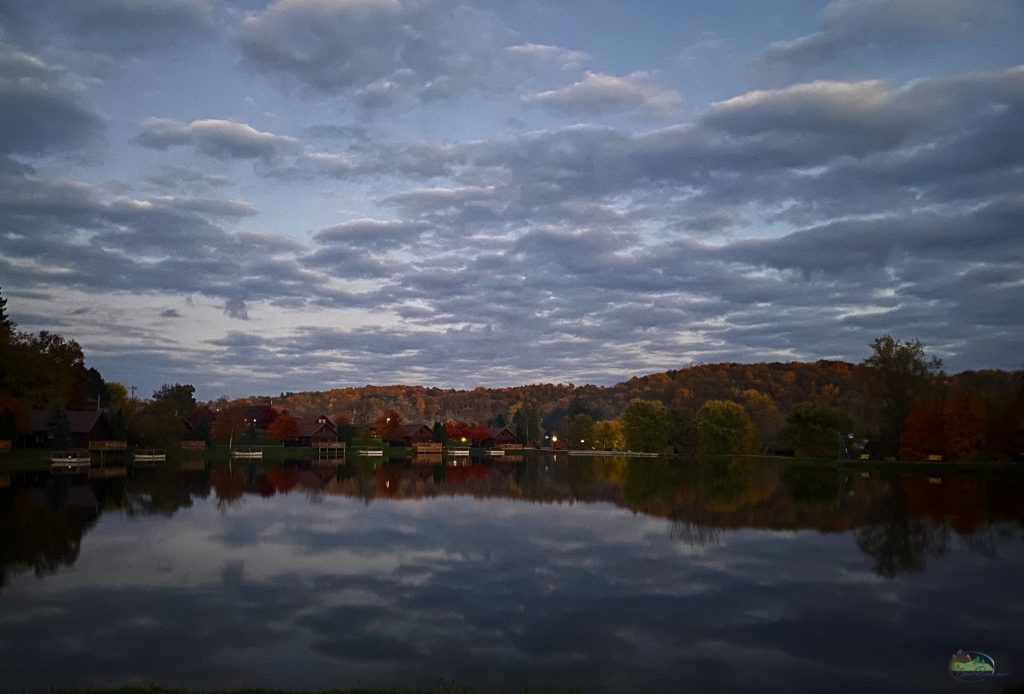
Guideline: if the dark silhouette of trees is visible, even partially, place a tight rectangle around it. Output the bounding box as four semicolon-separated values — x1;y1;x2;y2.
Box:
862;336;943;456
695;400;758;455
780;401;855;458
621;399;673;452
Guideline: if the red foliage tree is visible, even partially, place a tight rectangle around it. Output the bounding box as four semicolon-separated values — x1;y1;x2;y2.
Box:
375;409;402;440
445;420;470;442
266;466;298;494
0;394;31;436
267;411;300;442
468;422;490;444
899;397;944;460
943;391;987;461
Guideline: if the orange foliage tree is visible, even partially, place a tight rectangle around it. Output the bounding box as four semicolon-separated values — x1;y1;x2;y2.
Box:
899;397;944;460
375;409;402;440
267;411;300;442
445;420;470;442
942;391;987;461
211;402;249;446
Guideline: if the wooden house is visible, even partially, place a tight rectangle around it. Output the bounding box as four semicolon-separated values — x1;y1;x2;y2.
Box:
294;414;337;447
29;410;110;448
486;427;518;448
391;424;437;448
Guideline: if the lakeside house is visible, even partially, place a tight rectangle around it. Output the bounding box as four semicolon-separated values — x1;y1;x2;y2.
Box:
294;414;338;447
486;427;518;448
391;424;437;448
28;410;110;448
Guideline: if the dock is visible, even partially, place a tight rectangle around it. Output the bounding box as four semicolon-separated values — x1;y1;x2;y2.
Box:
230;447;263;460
50;449;91;474
133;449;167;465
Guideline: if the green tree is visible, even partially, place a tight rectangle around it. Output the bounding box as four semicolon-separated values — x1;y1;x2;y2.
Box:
0;286;13;339
47;405;71;449
620;399;673;453
133;383;197;446
780;401;855;458
591;419;625;450
564;413;596;449
695;400;759;456
863;336;943;455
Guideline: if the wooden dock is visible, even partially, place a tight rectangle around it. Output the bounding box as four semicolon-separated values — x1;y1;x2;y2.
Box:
133;449;167;465
50;449;91;474
230;447;263;460
314;441;346;464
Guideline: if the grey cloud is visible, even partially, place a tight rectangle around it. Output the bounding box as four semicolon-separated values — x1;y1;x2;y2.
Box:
144;166;232;194
763;0;1023;66
0;0;217;57
0;44;103;155
313;219;430;252
136;118;302;160
238;0;510;103
159;309;182;319
524;71;681;118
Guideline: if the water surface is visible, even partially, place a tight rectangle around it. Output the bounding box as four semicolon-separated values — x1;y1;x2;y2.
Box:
1;456;1022;693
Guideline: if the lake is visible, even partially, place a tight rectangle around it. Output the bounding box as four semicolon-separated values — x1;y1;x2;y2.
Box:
1;455;1022;693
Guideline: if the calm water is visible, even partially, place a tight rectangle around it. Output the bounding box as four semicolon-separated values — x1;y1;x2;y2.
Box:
1;455;1022;693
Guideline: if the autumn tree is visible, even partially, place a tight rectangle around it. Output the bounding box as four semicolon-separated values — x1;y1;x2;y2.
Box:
620;399;673;453
0;395;31;440
212;402;249;447
468;422;490;444
267;411;300;442
695;400;758;456
564;413;596;449
591;419;625;451
863;336;943;456
446;420;470;442
375;409;403;441
779;401;855;458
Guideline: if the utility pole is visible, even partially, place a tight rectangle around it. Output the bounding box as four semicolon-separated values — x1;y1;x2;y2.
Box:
129;385;138;401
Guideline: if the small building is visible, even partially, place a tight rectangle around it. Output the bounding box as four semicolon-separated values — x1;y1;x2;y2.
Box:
295;414;337;447
390;424;437;448
486;427;518;448
29;410;110;448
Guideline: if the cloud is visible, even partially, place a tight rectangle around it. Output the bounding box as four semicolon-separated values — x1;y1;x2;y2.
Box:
238;0;511;103
159;308;182;318
313;219;430;252
0;0;217;57
763;0;1023;66
524;71;681;117
506;43;589;72
136;118;302;160
0;44;103;155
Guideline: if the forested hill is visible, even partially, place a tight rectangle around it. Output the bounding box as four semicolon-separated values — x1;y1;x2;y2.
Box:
266;360;1020;432
263;361;879;426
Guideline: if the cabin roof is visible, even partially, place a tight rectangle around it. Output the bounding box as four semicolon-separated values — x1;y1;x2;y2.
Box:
30;410;102;434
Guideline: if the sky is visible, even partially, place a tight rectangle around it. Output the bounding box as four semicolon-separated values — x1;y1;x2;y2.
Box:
1;0;1022;399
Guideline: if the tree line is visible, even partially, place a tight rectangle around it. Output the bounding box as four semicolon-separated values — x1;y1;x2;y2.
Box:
1;288;1021;459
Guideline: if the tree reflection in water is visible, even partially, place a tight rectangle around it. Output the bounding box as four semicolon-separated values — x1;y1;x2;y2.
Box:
1;456;1022;587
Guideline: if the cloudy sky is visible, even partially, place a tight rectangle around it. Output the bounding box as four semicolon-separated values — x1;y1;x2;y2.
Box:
2;0;1022;399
